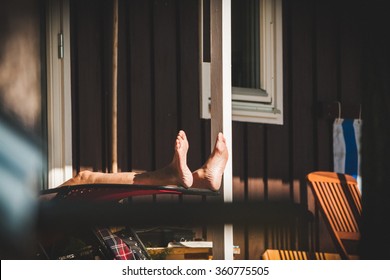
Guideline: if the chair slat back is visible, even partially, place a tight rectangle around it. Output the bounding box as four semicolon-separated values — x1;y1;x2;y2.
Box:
261;249;342;260
306;172;361;259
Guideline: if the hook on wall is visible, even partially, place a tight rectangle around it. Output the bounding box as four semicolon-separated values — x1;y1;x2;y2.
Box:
317;101;363;120
337;101;342;121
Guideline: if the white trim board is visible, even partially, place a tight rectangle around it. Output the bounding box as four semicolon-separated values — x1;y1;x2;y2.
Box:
46;0;73;189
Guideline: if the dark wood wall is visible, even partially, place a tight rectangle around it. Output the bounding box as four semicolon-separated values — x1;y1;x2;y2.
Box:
70;0;363;259
71;0;209;174
360;0;390;259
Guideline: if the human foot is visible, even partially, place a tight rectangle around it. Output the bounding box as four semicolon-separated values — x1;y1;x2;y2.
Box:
133;130;193;188
192;132;228;191
169;130;193;188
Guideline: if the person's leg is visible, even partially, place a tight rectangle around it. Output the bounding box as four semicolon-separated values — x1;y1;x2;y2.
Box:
191;132;229;191
60;131;229;191
59;170;136;187
60;130;193;188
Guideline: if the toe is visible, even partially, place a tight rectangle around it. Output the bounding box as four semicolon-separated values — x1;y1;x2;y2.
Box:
178;130;186;140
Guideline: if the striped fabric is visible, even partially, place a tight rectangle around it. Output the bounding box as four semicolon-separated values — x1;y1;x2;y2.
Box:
333;119;362;192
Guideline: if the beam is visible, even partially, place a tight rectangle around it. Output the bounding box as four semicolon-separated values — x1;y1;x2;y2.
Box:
210;0;233;260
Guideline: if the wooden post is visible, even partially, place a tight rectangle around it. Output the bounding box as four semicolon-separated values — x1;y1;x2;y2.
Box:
210;0;233;260
111;0;119;173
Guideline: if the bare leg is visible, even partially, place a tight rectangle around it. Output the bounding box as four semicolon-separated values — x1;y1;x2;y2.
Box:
192;132;229;191
59;131;229;191
59;130;193;188
59;170;136;187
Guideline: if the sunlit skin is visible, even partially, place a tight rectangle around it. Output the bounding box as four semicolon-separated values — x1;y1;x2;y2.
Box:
60;130;228;191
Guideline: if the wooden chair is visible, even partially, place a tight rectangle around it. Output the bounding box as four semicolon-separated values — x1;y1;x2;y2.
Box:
306;171;362;259
261;249;341;260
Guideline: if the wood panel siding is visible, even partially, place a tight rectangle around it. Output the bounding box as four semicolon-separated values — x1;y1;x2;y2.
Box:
71;0;111;172
70;0;363;258
127;0;154;172
360;1;390;259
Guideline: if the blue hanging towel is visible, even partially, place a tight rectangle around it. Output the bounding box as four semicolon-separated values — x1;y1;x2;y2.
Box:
333;118;362;192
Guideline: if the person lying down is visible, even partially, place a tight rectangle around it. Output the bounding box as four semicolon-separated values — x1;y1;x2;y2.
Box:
60;130;229;192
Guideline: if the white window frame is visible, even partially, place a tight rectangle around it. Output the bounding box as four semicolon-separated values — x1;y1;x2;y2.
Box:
46;0;73;188
200;0;283;125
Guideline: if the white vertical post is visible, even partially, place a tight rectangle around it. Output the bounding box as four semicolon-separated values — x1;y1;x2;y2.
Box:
46;0;73;188
210;0;233;260
221;0;233;261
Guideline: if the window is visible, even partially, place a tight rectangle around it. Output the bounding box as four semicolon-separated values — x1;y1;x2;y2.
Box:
200;0;283;124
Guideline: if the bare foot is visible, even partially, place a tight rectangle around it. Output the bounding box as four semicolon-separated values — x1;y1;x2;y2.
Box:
170;130;193;188
63;130;193;188
132;130;193;188
192;132;228;191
